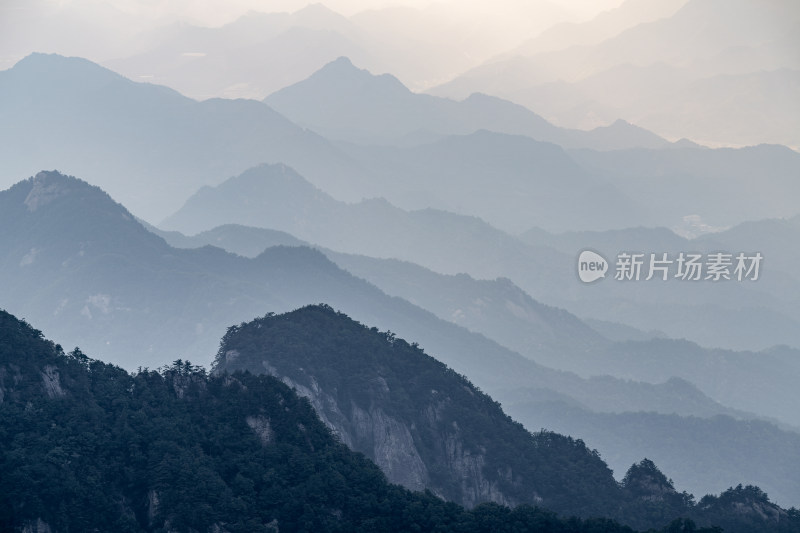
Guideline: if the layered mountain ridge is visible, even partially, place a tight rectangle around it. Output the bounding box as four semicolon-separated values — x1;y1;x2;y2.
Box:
2;304;795;532
3;170;799;507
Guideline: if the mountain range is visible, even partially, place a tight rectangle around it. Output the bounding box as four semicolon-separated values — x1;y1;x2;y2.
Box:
105;4;376;101
3;307;651;532
430;0;800;149
215;305;800;512
96;2;587;99
0;52;371;222
2;0;797;529
161;162;800;358
151;212;800;501
265;56;800;232
4;0;794;150
265;56;673;150
214;304;624;514
4;53;799;233
4;303;795;531
4;170;800;506
1;170;735;423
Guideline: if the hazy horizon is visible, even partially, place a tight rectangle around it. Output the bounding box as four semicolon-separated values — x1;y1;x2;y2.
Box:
2;0;800;525
0;0;638;86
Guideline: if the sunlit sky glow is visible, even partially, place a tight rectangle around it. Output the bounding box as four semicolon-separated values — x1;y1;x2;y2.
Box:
0;0;632;84
84;0;627;25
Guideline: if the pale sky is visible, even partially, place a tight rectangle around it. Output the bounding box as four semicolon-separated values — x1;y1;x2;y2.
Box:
21;0;628;32
1;0;630;75
94;0;626;24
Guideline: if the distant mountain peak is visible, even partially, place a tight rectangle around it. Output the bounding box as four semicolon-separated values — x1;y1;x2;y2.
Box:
226;162;319;191
5;52;188;107
14;52;80;67
1;170;164;253
200;163;326;201
314;56;407;90
598;118;652;134
160;163;337;233
584;118;671;148
10;53;122;83
295;2;340;15
329;55;353;66
24;170;79;212
290;2;353;26
16;170;118;213
267;56;410;106
318;55;359;75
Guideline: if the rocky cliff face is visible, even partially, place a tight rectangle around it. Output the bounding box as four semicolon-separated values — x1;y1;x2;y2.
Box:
212;307;628;514
255;356;512;506
349;401;428;492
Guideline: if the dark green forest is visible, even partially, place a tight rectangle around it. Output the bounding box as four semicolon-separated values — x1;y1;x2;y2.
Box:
214;304;624;516
213;304;800;532
1;307;797;532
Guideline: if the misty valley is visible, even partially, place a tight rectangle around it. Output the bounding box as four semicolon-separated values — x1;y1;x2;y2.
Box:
1;1;799;532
